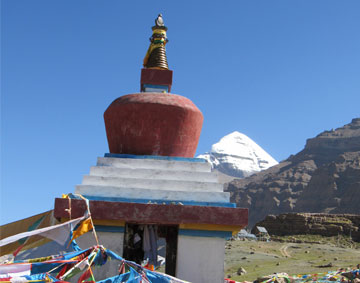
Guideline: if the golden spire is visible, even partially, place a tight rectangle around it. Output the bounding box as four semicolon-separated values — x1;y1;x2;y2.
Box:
143;14;169;69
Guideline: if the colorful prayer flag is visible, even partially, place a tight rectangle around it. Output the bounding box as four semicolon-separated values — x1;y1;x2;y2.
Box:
70;218;93;244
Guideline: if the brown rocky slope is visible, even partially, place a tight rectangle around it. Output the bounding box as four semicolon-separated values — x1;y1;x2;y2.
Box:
253;213;360;241
225;118;360;227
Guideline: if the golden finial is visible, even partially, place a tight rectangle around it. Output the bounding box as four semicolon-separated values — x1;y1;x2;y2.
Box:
143;14;169;69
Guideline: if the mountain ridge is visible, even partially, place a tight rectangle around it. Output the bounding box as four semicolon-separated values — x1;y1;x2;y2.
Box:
225;118;360;227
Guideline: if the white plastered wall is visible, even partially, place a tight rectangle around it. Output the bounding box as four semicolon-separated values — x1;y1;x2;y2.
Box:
76;231;124;281
176;235;225;283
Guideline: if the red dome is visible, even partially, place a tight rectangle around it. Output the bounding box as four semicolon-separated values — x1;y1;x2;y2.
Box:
104;93;203;158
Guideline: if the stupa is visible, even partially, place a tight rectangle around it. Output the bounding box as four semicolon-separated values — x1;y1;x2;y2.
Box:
104;14;203;158
54;14;248;283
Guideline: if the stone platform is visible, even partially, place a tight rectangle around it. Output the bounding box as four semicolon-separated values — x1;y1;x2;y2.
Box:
54;154;248;283
75;155;231;205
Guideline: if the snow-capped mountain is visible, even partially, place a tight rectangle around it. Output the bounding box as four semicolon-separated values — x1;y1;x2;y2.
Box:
198;131;278;179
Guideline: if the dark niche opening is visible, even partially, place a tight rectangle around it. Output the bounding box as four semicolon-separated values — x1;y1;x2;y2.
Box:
123;223;178;276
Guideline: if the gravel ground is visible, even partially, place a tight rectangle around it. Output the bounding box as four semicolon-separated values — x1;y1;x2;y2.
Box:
224;236;360;282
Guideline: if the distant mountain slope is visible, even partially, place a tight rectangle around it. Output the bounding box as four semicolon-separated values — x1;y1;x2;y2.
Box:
198;131;278;178
225;118;360;227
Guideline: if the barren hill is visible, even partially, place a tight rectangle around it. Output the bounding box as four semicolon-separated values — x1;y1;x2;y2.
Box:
225;118;360;227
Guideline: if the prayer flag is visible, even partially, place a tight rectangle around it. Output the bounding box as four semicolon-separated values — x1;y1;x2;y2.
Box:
0;217;85;248
70;218;93;243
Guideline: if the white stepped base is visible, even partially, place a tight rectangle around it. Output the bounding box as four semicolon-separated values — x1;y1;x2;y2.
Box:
82;175;224;192
89;166;218;183
97;157;211;173
75;185;230;203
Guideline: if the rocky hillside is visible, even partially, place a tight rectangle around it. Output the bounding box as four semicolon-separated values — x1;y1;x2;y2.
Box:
225;118;360;227
253;213;360;242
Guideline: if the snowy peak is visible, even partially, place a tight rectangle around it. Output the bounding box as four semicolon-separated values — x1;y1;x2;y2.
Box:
198;131;278;178
211;131;278;170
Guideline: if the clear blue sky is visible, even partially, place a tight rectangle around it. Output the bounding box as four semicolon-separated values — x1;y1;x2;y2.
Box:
1;0;360;225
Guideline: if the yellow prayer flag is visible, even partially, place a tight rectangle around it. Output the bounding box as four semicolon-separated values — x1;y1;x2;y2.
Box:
70;218;93;243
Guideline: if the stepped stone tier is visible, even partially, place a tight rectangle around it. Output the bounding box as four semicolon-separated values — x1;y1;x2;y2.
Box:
55;155;247;229
74;155;230;205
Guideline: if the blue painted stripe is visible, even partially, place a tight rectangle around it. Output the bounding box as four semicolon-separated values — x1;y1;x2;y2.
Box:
81;195;236;208
179;229;232;238
143;84;168;90
104;153;206;163
95;225;125;233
